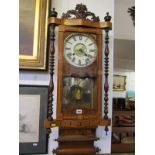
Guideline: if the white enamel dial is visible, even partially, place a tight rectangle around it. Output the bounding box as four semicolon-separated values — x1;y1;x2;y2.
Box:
64;33;97;67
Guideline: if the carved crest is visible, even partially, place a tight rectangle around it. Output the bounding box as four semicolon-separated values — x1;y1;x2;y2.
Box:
62;3;100;22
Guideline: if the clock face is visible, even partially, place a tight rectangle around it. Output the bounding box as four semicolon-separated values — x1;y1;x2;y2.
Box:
64;33;97;67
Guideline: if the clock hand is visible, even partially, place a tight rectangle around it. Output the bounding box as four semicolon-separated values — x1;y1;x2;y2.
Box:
79;48;87;56
81;46;86;51
80;48;94;58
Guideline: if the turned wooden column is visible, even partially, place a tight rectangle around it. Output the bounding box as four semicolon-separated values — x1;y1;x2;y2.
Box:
46;8;58;137
103;12;112;134
47;8;58;121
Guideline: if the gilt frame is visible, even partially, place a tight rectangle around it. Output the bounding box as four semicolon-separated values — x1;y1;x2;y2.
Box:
19;0;49;70
113;75;127;91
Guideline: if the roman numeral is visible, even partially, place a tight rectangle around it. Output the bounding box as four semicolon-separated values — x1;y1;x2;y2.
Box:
73;36;76;41
85;58;90;64
87;54;93;59
85;37;88;42
67;42;72;45
65;47;71;50
78;60;81;65
88;43;94;46
89;49;96;52
79;35;82;40
67;53;72;59
72;57;75;62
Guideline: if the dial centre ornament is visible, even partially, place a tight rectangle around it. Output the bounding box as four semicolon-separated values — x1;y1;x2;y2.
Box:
64;33;97;67
74;43;87;57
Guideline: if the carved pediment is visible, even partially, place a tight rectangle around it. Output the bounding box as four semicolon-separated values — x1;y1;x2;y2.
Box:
62;3;100;22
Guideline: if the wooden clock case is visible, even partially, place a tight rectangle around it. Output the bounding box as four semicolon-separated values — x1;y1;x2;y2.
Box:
44;4;112;155
57;25;102;121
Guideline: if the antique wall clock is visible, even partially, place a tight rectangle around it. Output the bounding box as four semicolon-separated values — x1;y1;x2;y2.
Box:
45;4;112;155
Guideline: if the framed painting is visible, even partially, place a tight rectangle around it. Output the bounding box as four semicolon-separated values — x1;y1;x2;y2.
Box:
19;85;48;154
19;0;49;70
113;75;127;91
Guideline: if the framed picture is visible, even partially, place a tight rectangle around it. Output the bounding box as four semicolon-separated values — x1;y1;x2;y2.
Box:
113;75;126;91
19;0;49;70
19;85;48;154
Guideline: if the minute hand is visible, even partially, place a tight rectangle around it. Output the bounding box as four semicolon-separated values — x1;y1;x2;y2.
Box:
80;49;88;56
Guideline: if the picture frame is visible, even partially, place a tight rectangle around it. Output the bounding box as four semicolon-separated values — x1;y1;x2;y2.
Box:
19;0;49;70
113;75;126;91
19;85;48;154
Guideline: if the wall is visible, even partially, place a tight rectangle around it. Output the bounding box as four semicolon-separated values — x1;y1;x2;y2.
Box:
114;39;135;70
114;0;135;71
19;0;114;154
114;0;135;40
113;0;135;99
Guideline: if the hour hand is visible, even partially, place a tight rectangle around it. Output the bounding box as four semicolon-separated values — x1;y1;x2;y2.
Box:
79;48;87;56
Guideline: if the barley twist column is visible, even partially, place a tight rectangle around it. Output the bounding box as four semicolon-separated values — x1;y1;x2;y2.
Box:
103;12;112;134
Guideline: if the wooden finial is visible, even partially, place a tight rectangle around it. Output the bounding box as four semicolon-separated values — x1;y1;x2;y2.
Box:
50;8;58;17
104;12;112;22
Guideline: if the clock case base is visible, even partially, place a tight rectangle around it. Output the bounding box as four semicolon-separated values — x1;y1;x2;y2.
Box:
53;127;100;155
57;25;103;121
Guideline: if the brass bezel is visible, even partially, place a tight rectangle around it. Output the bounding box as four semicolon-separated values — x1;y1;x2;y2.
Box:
64;32;97;42
63;33;98;68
